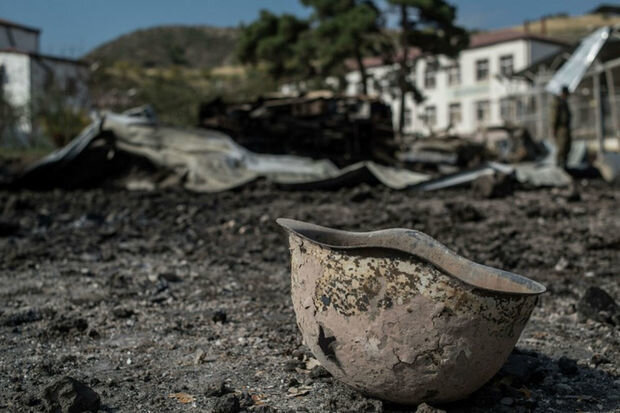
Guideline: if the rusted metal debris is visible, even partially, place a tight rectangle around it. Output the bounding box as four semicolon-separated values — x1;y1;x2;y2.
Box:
277;218;545;405
198;92;397;166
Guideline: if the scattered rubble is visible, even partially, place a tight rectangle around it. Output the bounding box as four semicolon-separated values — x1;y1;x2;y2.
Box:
0;176;618;412
43;377;100;413
577;286;619;325
198;92;397;166
414;402;446;413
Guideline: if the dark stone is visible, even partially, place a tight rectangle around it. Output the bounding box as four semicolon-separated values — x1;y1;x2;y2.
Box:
350;188;374;203
204;380;231;397
24;395;41;407
0;220;19;237
415;402;445;413
254;406;278;413
472;172;515;199
213;393;240;413
159;272;182;282
283;359;303;372
52;317;89;334
500;353;542;384
557;356;578;376
43;376;101;413
111;307;134;319
500;397;514;406
309;365;331;379
2;308;43;327
577;286;618;324
212;309;227;324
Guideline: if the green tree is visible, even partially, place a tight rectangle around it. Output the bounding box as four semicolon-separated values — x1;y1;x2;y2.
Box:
236;10;316;82
387;0;469;134
302;0;386;95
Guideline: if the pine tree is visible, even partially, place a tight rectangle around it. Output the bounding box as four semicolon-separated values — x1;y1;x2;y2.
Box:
236;10;316;82
302;0;385;95
386;0;469;134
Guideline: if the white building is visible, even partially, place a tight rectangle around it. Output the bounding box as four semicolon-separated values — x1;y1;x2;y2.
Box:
345;30;567;136
0;18;89;143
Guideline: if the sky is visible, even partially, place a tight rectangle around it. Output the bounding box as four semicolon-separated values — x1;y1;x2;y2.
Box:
0;0;603;58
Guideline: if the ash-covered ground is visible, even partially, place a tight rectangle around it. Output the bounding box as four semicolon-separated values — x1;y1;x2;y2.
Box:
1;181;619;412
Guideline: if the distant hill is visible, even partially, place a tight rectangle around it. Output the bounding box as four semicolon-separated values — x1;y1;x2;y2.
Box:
510;11;620;44
86;25;239;68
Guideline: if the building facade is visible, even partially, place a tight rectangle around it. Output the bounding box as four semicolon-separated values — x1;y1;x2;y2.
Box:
345;30;567;136
0;18;89;143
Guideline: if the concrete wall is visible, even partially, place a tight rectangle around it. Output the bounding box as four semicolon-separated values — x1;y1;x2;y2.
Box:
345;39;564;136
416;40;531;135
0;52;32;135
1;51;89;141
0;25;39;53
30;57;90;110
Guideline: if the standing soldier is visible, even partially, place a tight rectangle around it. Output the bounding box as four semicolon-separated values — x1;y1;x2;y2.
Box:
552;85;572;169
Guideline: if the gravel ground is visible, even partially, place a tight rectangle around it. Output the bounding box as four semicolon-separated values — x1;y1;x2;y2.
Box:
0;180;618;412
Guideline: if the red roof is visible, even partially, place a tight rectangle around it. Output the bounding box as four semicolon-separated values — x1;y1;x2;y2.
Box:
469;29;567;49
347;29;568;70
0;18;40;33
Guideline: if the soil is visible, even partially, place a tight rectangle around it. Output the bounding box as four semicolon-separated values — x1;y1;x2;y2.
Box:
0;180;618;412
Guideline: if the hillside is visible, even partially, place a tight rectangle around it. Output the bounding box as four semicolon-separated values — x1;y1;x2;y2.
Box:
86;25;239;68
510;11;620;43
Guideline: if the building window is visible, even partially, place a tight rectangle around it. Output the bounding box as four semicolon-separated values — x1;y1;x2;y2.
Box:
0;65;5;97
404;107;412;128
424;61;438;89
447;64;460;86
475;100;490;124
449;103;461;126
44;72;55;91
500;55;513;76
500;97;515;121
475;59;489;81
65;77;77;96
425;106;437;126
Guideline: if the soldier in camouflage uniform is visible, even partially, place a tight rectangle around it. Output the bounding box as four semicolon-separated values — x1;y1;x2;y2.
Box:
552;86;572;170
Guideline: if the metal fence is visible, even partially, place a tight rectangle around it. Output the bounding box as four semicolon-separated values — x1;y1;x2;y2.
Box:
512;93;620;142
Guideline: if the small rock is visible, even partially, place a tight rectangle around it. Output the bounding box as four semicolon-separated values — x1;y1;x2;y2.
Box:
287;377;299;387
500;353;542;383
111;307;134;319
51;317;89;334
204;380;231;397
350;188;374;203
591;353;610;366
555;383;573;395
554;257;569;271
0;220;19;237
43;376;101;413
159;272;182;282
253;406;278;413
1;308;44;327
472;172;515;199
309;365;330;379
213;393;240;413
415;402;446;413
283;359;303;372
500;397;514;406
24;394;41;407
577;287;618;325
558;356;578;376
212;310;227;324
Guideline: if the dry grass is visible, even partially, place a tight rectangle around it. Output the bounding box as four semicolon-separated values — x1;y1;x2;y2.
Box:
511;13;620;43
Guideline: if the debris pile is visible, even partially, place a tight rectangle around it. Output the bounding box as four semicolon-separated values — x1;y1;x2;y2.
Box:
5;106;580;194
198;91;396;165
